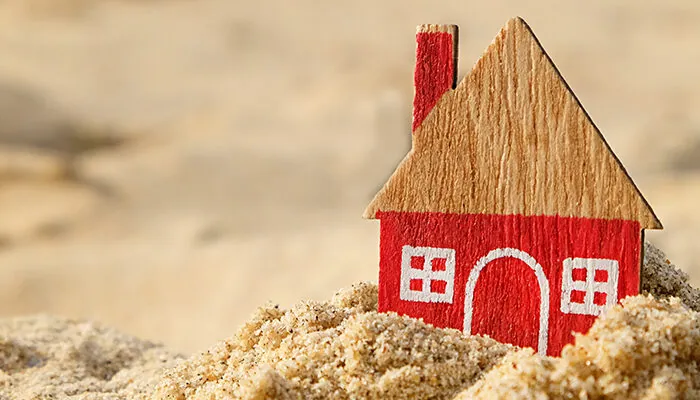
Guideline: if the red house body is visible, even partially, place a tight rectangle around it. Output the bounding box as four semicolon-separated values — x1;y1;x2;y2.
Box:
364;19;662;356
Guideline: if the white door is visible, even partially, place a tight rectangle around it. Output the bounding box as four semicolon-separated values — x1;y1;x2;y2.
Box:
462;248;550;355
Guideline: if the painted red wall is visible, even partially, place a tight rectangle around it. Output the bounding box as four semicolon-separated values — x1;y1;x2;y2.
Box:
376;211;641;356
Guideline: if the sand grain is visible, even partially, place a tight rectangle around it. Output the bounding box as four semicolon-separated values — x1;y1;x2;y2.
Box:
150;282;512;400
459;295;700;399
2;243;698;399
0;315;183;399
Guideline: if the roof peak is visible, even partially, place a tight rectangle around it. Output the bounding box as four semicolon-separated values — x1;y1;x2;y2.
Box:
364;18;661;229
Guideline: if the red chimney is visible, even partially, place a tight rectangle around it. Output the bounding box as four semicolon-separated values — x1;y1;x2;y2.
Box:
412;24;458;132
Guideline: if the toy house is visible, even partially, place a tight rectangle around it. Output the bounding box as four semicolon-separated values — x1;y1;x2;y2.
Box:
363;18;662;356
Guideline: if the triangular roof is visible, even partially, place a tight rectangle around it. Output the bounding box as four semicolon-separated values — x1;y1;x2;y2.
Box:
364;17;661;229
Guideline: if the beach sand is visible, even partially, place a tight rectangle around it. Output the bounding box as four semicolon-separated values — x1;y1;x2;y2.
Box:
0;315;184;399
461;295;700;399
2;243;696;399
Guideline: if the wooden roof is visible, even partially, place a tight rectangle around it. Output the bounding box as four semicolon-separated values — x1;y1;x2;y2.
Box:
364;17;661;229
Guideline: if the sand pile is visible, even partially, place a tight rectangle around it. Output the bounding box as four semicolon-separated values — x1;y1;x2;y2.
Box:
456;244;700;399
1;242;698;399
150;243;700;399
150;282;512;399
459;295;700;399
0;315;184;399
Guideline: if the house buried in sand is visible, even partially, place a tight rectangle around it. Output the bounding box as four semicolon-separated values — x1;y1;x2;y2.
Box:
364;18;662;356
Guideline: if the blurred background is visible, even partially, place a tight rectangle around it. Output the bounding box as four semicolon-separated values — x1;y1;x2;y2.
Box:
0;0;697;353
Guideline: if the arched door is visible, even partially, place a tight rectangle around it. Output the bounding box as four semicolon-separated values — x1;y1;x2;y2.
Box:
463;248;550;355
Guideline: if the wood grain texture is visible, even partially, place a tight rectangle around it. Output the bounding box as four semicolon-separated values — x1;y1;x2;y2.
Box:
365;17;661;230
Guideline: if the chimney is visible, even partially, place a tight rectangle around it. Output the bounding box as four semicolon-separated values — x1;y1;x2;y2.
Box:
412;24;458;132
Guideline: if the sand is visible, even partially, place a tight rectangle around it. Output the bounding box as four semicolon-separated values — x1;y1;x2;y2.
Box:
141;243;699;399
459;295;700;399
641;242;700;311
0;243;697;398
5;293;697;400
150;282;511;400
0;273;690;400
0;245;692;400
0;315;184;399
0;254;693;400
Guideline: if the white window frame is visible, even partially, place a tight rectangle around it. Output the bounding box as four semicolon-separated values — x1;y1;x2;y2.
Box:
561;258;619;316
400;245;456;304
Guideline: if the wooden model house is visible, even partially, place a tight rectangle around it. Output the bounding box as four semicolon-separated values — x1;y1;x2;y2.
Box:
364;18;662;356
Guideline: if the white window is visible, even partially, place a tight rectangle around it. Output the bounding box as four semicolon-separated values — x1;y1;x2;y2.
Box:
400;245;456;303
561;258;619;316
